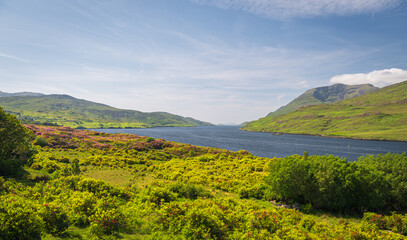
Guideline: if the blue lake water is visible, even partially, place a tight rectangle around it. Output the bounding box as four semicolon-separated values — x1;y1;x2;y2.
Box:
93;126;407;161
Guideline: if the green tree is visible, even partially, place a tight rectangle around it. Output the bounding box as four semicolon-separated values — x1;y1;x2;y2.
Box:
265;155;315;203
0;107;34;175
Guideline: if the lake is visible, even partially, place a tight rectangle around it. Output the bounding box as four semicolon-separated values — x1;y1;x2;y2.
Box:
93;126;407;161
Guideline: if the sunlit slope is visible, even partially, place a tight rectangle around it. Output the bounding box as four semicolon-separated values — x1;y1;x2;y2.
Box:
0;94;212;128
243;81;407;141
0;90;44;97
267;83;379;117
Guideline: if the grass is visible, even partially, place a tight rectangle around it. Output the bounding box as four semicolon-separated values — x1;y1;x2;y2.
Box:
243;81;407;141
0;94;211;128
81;167;136;187
267;83;378;117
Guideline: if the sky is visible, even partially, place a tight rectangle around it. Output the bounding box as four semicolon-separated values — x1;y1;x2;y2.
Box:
1;0;407;124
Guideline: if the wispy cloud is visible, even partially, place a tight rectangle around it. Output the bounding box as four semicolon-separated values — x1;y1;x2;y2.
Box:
194;0;401;19
0;26;371;123
0;52;31;63
2;0;405;123
329;68;407;87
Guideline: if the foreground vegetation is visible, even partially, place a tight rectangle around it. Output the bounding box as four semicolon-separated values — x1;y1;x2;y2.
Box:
0;94;212;128
243;80;407;141
1;109;407;239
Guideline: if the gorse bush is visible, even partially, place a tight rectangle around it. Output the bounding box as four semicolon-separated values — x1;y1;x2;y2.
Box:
39;203;69;235
0;195;43;240
90;208;124;236
363;212;407;236
168;182;212;200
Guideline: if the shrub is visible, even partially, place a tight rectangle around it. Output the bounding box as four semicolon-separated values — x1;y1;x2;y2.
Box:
265;154;390;212
90;208;124;236
140;185;177;206
68;191;97;227
249;210;281;233
168;182;212;199
363;212;407;236
182;206;228;239
39;203;69;235
0;195;43;240
33;136;49;147
358;153;407;209
146;137;155;143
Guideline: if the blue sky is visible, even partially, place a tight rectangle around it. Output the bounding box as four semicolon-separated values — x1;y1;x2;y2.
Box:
1;0;407;124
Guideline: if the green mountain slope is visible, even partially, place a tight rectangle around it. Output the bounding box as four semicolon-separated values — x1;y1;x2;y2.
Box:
0;90;44;97
0;94;212;128
267;83;379;117
242;81;407;141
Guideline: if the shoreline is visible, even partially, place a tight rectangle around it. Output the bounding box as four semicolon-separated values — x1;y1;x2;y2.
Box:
239;128;407;143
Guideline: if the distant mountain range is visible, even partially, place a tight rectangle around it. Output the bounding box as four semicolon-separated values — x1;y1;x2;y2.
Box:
0;92;212;129
267;83;379;117
242;81;407;141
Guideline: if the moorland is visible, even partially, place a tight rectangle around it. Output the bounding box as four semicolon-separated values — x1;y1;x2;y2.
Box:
0;93;211;129
243;81;407;141
1;107;407;239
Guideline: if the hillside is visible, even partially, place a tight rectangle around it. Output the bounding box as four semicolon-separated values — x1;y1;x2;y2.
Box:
267;83;378;117
242;81;407;141
0;93;212;128
0;90;44;97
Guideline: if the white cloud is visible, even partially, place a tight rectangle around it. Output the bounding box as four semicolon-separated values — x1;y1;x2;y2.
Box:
0;52;32;63
329;68;407;87
194;0;401;19
277;94;285;101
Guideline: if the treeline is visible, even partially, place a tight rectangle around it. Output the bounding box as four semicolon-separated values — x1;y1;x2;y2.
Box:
265;152;407;212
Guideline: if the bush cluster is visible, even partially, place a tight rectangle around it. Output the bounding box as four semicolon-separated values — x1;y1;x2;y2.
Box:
265;153;406;212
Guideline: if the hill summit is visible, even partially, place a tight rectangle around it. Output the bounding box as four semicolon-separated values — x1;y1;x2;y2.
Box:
243;81;407;141
268;83;379;117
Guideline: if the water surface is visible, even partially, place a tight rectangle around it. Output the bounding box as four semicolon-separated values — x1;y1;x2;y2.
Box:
94;126;407;161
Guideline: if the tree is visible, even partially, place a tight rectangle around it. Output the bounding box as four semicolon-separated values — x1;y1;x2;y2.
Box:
265;155;315;203
0;107;34;175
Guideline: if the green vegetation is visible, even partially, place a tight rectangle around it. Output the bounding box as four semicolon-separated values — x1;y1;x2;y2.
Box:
1;118;407;239
266;152;406;212
0;107;35;176
243;80;407;141
267;83;378;117
0;90;44;98
0;94;212;128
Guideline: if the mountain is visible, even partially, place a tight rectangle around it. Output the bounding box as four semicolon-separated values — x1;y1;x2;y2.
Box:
0;90;44;98
0;93;212;128
267;83;379;117
242;81;407;141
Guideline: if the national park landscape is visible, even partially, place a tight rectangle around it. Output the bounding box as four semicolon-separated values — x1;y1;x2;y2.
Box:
1;1;407;240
